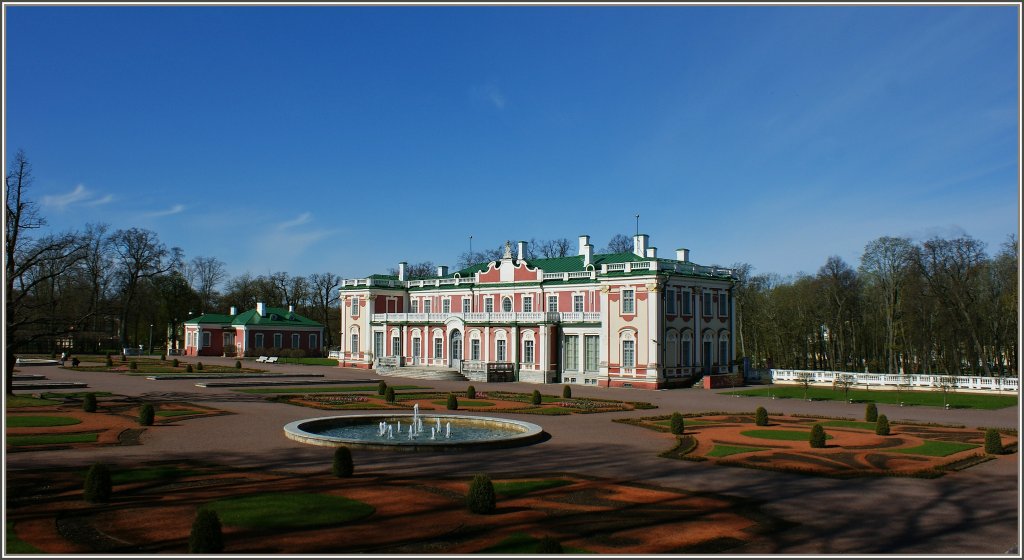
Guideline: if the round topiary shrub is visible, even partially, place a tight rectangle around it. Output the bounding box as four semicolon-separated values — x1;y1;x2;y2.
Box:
531;390;542;406
467;385;476;399
196;362;204;371
865;402;878;422
536;535;563;554
138;403;155;426
875;414;890;436
809;424;827;448
985;428;1003;454
447;393;459;410
105;355;114;367
129;361;138;370
669;412;685;435
332;446;354;477
377;380;387;395
466;473;496;514
83;393;98;413
189;509;224;553
186;364;194;373
83;463;112;503
120;353;127;362
754;406;769;426
235;360;242;369
384;386;396;403
562;385;572;399
172;358;179;367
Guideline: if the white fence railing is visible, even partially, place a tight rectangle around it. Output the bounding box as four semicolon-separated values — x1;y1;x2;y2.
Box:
771;369;1019;392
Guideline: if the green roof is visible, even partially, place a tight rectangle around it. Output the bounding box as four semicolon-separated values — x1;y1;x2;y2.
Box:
185;306;324;329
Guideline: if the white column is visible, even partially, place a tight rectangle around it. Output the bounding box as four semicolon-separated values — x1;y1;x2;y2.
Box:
512;325;520;370
598;285;610;381
647;282;661;380
729;289;736;373
539;324;550;380
402;324;408;365
694;287;702;371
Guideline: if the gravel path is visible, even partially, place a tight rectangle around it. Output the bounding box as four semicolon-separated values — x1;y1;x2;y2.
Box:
7;357;1020;554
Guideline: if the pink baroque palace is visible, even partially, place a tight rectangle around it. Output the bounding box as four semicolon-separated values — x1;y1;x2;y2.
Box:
336;234;737;390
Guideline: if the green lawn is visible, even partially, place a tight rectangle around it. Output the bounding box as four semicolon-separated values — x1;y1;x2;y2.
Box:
5;520;41;554
6;433;99;446
6;415;82;428
109;465;211;484
891;440;980;457
40;392;113;400
5;395;61;408
820;420;878;430
740;429;833;441
723;386;1017;410
707;444;770;457
477;532;593;554
237;385;425;394
493;479;573;497
202;492;374;529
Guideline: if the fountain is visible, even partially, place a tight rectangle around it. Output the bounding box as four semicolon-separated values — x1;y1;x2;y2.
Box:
284;413;544;451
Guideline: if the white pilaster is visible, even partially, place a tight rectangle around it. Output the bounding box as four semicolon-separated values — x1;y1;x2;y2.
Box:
647;281;661;381
598;285;610;380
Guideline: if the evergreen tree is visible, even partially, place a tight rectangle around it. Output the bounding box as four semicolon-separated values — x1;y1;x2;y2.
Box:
332;446;354;477
466;473;496;514
189;509;224;553
83;463;112;503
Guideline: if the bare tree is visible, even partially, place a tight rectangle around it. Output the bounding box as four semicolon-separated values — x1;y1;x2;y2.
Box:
860;236;914;375
604;233;633;254
308;272;340;349
109;228;180;348
5;151;89;392
536;238;573;258
188;256;227;313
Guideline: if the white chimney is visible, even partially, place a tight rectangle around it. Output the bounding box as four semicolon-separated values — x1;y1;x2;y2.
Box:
229;306;237;316
437;265;448;277
676;248;690;262
398;261;407;281
633;234;649;257
578;235;590;255
256;302;266;317
517;240;527;260
646;247;657;259
288;304;294;313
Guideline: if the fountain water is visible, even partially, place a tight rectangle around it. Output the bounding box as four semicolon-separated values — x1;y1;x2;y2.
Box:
285;414;543;451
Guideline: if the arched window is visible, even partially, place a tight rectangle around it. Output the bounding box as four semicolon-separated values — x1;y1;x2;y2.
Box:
666;330;678;368
620;330;636;369
718;331;730;366
502;296;513;312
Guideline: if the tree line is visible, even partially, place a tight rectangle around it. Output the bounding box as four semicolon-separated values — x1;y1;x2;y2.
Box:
732;234;1018;377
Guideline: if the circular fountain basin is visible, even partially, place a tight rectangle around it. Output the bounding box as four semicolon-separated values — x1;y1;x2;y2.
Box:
284;414;544;451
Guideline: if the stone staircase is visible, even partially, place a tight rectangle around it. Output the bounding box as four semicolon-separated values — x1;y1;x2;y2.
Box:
375;366;469;382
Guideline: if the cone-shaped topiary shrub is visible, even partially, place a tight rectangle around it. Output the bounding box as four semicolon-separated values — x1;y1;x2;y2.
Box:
865;402;878;422
138;403;155;426
562;385;572;399
129;361;138;371
196;362;204;371
186;364;194;373
385;386;396;403
447;393;459;410
105;355;114;367
83;393;98;413
235;360;242;369
83;463;112;503
985;428;1003;454
189;509;224;553
467;385;476;399
536;535;563;554
333;446;354;477
669;412;685;435
875;414;890;436
809;424;827;448
466;473;496;514
377;380;387;395
531;390;542;405
755;406;769;426
172;358;179;367
121;353;127;362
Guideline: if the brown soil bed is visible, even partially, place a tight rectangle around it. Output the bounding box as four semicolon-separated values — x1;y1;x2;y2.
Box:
5;464;785;554
635;413;1017;478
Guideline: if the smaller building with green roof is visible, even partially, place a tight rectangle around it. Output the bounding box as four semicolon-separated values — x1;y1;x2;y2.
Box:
183;302;326;358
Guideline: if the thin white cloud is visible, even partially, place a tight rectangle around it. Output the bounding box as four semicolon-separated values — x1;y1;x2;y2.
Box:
146;204;186;217
86;194;114;207
42;184;91;210
472;84;507;110
278;212;313;230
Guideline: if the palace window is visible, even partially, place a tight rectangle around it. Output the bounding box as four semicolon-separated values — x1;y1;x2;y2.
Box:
274;333;283;348
719;293;728;317
349;333;357;353
523;340;534;364
424;299;432;313
291;333;300;348
622;339;635;368
547;295;558;313
309;334;318;349
622;289;635;314
666;289;676;314
471;339;481;360
585;335;599;372
502;297;513;312
202;332;211;348
719;337;729;365
442;298;451;313
682;339;691;366
564;335;579;371
434;337;443;359
573;294;584;313
496;339;507;362
681;290;691;315
350;296;360;317
485;297;494;313
703;292;713;316
392;336;401;356
374;332;384;357
411;300;418;313
463;297;471;312
523;296;533;313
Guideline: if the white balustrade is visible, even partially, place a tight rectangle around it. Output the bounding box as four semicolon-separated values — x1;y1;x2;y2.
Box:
770;369;1019;392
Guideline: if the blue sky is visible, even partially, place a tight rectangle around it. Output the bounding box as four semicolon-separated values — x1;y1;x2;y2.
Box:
5;4;1019;282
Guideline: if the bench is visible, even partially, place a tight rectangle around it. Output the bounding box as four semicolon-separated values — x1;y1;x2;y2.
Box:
255;356;268;363
266;356;279;364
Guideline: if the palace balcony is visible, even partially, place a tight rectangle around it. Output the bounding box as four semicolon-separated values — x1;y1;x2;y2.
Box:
370;311;602;324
